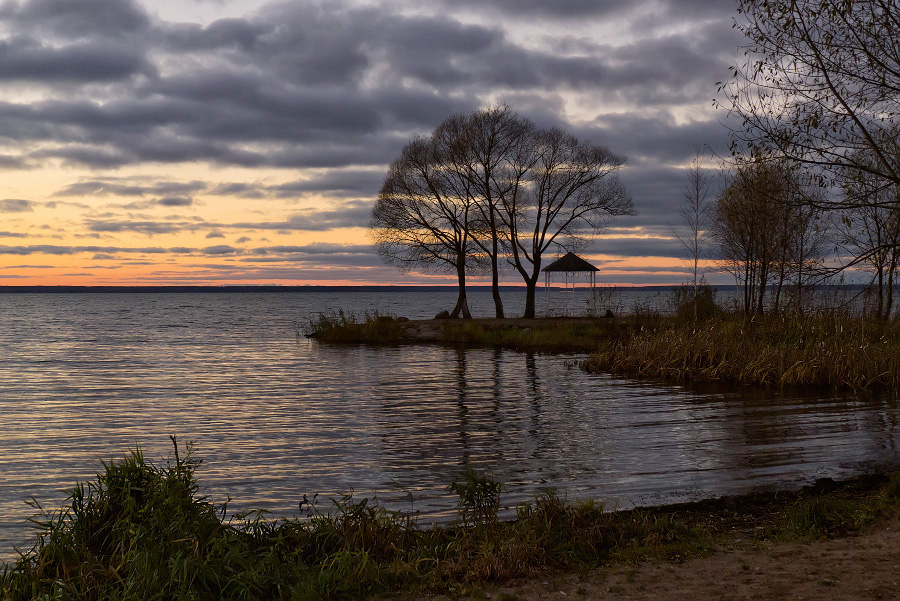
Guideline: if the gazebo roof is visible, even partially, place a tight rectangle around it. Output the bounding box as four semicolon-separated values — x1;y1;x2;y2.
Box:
541;252;599;273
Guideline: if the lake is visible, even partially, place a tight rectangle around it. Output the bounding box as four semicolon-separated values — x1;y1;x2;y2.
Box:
1;288;898;561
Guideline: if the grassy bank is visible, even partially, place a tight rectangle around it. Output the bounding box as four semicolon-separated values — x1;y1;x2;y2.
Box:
3;440;900;601
306;311;633;354
584;313;900;391
308;309;900;392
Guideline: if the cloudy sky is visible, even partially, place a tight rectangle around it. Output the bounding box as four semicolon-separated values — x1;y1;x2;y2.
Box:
0;0;743;286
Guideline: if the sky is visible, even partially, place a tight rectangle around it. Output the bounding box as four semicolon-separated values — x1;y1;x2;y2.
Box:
0;0;745;286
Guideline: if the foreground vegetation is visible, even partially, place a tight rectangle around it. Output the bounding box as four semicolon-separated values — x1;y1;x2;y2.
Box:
3;440;900;601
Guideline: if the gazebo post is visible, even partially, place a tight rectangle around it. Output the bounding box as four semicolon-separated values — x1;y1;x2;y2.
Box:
544;271;550;316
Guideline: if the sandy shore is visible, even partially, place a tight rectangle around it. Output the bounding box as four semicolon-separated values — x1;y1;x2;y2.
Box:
422;510;900;601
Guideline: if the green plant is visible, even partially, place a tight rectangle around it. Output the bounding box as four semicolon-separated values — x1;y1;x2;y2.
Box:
448;468;502;528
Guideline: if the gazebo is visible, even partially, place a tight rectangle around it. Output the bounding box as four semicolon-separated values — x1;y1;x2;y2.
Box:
541;252;600;316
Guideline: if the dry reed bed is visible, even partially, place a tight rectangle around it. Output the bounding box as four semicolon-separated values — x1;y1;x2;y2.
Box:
585;314;900;391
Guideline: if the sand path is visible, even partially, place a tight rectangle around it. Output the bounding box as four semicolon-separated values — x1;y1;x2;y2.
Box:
432;511;900;601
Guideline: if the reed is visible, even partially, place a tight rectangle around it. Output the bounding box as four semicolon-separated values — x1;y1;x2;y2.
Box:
3;441;898;600
585;313;900;391
305;310;407;344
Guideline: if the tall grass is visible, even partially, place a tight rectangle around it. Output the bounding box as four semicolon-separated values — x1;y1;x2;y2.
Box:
585;312;900;391
3;440;899;600
308;312;638;354
305;310;407;344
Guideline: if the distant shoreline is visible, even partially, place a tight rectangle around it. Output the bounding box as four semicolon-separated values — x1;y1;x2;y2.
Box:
0;284;691;293
0;284;866;293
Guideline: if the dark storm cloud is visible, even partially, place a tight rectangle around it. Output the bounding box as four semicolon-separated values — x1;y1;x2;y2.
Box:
31;146;132;169
201;245;239;255
589;236;685;258
210;182;266;198
240;253;385;267
0;244;177;255
438;0;633;18
156;196;193;207
8;0;151;39
0;0;737;173
0;153;29;168
78;200;373;236
271;170;384;198
616;162;724;231
0;198;33;212
0;39;154;82
233;201;373;232
161;18;268;52
85;219;197;235
664;0;738;20
251;243;372;256
583;114;732;164
55;180;207;197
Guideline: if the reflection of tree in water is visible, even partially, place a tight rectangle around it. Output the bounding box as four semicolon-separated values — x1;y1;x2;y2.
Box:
367;345;900;510
454;347;470;465
372;348;558;487
525;352;543;438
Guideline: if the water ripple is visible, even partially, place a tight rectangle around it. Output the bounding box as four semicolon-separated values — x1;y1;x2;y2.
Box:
1;291;899;561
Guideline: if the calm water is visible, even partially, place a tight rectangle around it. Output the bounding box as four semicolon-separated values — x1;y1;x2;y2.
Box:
1;289;898;561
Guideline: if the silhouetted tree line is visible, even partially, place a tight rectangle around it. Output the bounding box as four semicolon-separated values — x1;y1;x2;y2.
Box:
369;105;633;319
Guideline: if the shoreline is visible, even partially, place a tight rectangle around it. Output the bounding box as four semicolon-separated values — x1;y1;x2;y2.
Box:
4;446;899;599
309;312;900;393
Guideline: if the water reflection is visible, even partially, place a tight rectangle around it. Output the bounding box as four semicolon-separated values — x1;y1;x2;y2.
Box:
0;292;899;561
364;346;899;514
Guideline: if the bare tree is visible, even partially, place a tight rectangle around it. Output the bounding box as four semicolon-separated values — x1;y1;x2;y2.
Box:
785;189;829;314
839;173;900;319
434;105;535;318
370;137;482;318
501;128;634;319
720;0;900;194
673;151;713;321
373;108;632;319
713;158;796;314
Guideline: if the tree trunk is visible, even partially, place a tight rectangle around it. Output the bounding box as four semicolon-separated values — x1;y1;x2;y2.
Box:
490;235;504;318
523;275;540;319
450;261;472;319
876;267;885;319
885;252;897;319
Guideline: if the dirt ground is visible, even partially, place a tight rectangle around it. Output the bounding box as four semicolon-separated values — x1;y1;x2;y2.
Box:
429;510;900;601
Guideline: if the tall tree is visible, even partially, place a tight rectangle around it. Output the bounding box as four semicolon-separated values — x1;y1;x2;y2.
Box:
372;108;632;319
721;0;900;194
839;172;900;319
501;127;633;318
370;137;481;318
713;158;797;314
434;105;534;318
